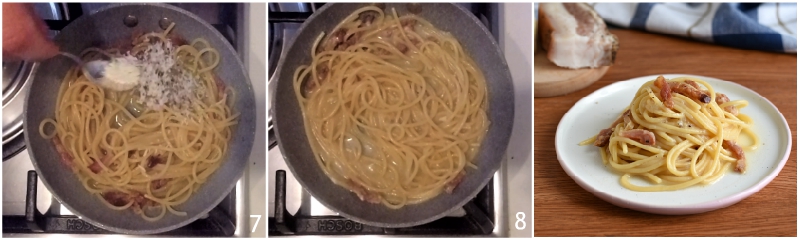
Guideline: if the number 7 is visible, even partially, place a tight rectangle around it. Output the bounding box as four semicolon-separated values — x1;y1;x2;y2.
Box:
250;215;262;233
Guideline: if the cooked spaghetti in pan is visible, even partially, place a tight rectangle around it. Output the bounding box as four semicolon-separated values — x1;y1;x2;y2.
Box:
293;6;490;209
581;76;758;192
38;23;239;221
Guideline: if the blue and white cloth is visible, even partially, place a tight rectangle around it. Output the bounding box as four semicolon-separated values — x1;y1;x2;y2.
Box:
535;3;797;53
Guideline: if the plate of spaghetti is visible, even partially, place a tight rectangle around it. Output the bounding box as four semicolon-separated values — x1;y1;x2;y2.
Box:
23;4;255;234
555;74;791;215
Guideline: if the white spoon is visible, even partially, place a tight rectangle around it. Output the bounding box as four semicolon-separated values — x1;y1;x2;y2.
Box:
59;52;140;91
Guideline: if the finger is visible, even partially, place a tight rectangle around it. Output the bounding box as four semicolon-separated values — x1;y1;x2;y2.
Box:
22;32;60;61
2;3;59;61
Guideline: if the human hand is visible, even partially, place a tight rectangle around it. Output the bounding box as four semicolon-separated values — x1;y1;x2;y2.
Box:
3;3;59;62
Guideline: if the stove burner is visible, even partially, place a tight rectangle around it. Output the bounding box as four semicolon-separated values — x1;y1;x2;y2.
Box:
2;133;26;161
267;3;313;150
2;60;34;160
2;3;67;161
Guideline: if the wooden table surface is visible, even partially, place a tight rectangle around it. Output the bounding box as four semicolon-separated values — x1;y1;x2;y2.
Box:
533;29;797;236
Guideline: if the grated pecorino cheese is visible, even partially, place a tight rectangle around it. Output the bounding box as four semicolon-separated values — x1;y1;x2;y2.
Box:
127;40;201;114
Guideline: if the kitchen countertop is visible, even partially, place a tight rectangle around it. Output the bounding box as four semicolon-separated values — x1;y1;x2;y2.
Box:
499;3;532;237
533;29;797;236
245;2;267;238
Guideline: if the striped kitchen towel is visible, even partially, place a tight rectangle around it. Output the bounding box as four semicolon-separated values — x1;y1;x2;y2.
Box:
535;3;797;53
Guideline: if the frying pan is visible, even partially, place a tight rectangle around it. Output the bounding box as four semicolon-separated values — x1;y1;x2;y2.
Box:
272;3;514;227
22;3;256;234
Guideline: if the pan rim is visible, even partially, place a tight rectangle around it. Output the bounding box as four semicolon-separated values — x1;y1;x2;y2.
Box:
271;2;515;228
23;3;256;234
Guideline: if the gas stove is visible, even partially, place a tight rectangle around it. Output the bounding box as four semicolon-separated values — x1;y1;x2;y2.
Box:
267;3;532;237
2;3;267;237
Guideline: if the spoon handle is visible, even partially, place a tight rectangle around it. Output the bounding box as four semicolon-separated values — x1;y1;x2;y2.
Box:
59;52;84;66
59;52;100;82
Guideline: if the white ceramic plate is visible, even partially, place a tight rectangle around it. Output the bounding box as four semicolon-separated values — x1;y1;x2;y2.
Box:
555;74;792;215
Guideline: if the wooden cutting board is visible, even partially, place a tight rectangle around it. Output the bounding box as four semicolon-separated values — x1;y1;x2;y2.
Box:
533;49;610;98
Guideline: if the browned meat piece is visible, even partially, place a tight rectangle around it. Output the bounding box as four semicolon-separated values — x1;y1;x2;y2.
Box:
396;43;408;54
101;154;113;165
408;36;421;47
146;155;165;169
319;28;347;53
317;65;329;82
444;171;466;194
715;93;739;115
380;28;394;39
620;129;656;146
132;193;148;206
303;80;317;95
723;140;746;173
654;76;674;108
609;109;631;128
346;180;381;204
595;110;632;147
595;110;629;146
151;178;170;191
102;191;156;213
622;113;633;129
88;159;103;173
167;34;188;46
344;32;362;49
214;75;226;100
685;79;701;89
52;137;73;168
89;154;114;173
130;192;156;214
303;77;317;94
102;191;130;207
652;76;666;89
134;193;153;207
358;11;376;27
671;82;710;103
715;92;730;104
593;128;613;147
303;64;330;94
400;18;417;32
653;77;710;104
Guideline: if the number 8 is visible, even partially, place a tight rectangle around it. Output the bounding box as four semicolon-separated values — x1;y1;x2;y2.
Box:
515;212;526;230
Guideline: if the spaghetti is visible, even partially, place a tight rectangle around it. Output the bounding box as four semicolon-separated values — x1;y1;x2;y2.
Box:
581;76;758;192
293;6;490;209
38;23;239;221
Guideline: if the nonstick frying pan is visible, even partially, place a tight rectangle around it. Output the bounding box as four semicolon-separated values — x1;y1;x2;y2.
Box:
272;3;514;228
22;3;256;234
